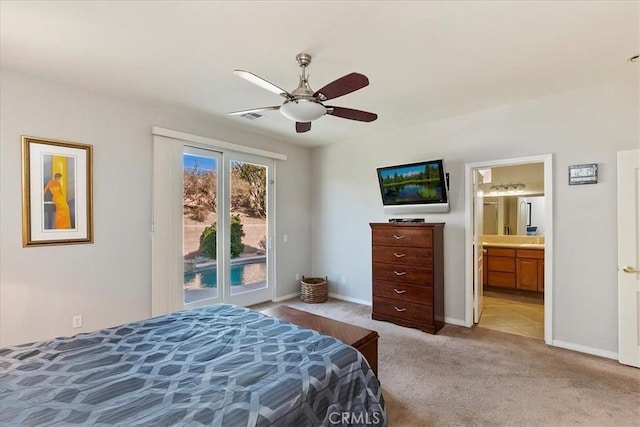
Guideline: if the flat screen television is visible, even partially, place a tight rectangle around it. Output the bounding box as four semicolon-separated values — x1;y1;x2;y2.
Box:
376;159;450;213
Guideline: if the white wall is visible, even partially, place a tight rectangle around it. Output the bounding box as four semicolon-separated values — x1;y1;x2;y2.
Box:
2;67;637;356
311;74;639;354
0;69;312;346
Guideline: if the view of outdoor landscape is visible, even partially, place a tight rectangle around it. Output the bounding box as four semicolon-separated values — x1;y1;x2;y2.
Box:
183;154;267;303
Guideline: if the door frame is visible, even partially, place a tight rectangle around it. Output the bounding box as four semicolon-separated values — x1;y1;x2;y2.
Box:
464;154;554;345
473;169;485;323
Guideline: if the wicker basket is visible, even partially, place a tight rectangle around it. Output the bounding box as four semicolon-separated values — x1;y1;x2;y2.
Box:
299;276;328;304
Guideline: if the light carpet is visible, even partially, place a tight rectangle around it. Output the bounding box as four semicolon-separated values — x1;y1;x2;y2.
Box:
252;298;640;427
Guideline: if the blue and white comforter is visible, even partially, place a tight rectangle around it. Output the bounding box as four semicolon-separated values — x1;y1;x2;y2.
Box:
0;304;385;426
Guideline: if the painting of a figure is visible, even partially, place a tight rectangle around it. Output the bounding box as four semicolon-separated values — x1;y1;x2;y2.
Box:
22;136;92;247
42;155;76;230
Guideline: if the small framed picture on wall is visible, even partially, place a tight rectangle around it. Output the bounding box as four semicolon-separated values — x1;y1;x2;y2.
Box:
21;136;94;247
568;163;598;185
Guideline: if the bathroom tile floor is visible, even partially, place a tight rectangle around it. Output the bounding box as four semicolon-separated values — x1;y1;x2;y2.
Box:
477;290;544;339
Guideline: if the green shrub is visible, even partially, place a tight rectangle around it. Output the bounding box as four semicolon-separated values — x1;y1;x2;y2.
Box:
200;222;217;258
230;215;245;258
200;215;245;259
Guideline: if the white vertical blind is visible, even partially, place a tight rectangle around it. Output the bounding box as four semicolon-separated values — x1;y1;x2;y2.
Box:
151;135;184;316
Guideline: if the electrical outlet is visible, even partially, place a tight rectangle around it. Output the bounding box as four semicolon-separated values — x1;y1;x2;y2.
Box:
340;276;346;285
72;315;82;329
295;273;300;281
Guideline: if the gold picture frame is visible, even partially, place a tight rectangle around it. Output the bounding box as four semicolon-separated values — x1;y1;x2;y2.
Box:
21;136;93;247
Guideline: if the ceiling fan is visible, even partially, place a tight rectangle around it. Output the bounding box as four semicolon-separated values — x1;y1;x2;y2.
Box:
228;53;377;133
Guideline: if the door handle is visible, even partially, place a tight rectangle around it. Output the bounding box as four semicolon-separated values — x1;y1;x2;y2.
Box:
394;306;407;312
393;234;405;240
393;271;407;276
622;265;637;273
394;252;406;258
393;288;407;294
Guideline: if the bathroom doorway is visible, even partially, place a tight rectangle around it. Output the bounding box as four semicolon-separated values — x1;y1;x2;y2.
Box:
465;154;553;344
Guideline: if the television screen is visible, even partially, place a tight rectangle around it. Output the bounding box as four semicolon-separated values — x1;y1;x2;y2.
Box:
377;159;448;206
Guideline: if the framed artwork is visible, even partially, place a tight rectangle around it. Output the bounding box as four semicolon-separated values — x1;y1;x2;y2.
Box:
568;163;598;185
21;136;93;247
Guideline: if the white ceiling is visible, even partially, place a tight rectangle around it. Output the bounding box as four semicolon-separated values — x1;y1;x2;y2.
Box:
1;1;638;147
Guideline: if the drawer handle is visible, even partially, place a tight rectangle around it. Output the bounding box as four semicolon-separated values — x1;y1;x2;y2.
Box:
394;252;406;258
393;271;407;276
393;288;407;294
393;234;405;240
394;306;407;312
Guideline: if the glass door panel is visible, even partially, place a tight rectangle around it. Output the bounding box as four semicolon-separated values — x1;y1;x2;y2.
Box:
183;147;221;306
226;156;272;305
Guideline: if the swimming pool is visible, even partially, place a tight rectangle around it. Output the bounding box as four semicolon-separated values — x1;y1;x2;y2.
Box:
184;260;266;288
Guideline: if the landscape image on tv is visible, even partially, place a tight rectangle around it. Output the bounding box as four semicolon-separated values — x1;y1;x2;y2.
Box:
378;162;445;205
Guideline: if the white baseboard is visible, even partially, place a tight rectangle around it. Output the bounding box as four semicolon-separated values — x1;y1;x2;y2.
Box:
328;292;372;307
551;339;618;360
445;317;468;327
273;292;299;302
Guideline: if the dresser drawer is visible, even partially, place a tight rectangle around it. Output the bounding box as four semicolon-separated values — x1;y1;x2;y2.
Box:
373;297;433;325
373;263;432;286
372;246;432;266
372;227;432;248
373;280;433;305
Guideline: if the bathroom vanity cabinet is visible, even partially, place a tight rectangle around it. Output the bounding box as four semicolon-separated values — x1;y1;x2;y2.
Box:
485;246;544;293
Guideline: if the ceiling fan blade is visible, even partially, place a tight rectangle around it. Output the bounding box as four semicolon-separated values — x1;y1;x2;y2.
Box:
233;70;292;98
296;122;311;133
326;106;377;122
228;106;280;116
314;73;369;101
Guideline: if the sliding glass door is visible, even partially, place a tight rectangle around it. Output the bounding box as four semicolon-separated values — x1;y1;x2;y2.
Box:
181;147;273;308
225;154;272;306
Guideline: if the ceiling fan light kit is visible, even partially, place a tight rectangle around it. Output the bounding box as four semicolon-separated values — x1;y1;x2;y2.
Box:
229;53;377;133
280;99;326;122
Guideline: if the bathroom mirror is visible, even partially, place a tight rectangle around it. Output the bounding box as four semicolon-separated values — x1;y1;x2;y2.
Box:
483;195;545;236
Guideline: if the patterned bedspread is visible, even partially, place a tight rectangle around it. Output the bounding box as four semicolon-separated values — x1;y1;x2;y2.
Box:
0;304;385;426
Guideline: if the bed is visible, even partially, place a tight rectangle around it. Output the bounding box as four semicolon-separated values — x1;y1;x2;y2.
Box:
0;304;385;426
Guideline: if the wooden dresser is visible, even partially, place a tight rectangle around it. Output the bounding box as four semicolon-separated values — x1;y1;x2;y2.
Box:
370;223;445;334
